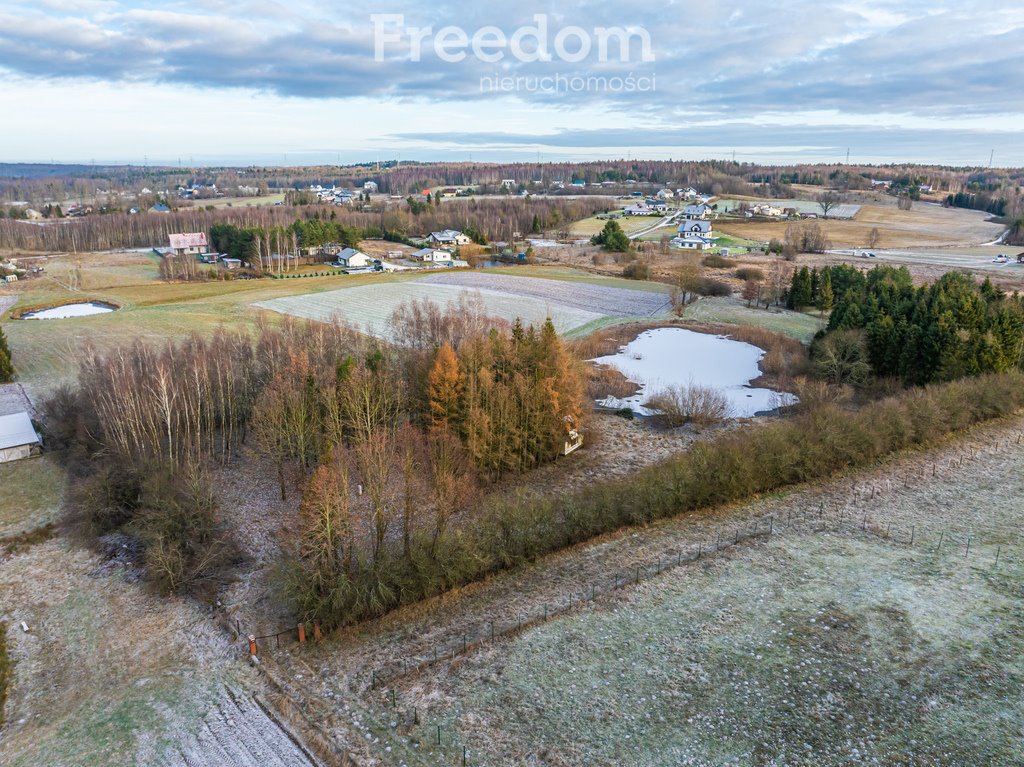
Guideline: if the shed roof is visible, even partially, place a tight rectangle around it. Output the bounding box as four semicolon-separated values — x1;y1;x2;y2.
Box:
0;412;40;451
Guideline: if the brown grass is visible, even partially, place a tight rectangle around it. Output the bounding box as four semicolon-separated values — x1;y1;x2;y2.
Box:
716;203;1001;249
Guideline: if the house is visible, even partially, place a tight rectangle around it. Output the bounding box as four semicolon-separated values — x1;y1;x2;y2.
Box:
428;230;472;247
411;248;452;263
335;248;373;268
624;203;654;216
0;412;42;463
219;257;242;270
683;203;711;219
751;204;784;217
656;189;675;199
571;180;587;188
500;179;516;189
363;181;379;193
646;199;669;212
671;235;714;251
678;220;713;237
150;203;171;213
678;187;700;200
168;232;209;257
23;209;43;221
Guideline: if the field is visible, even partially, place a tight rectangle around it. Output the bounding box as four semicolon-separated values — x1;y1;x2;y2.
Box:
569;211;661;238
0;456;64;539
718;198;862;219
0;540;315;767
681;297;825;343
273;415;1024;766
715;202;1003;249
256;272;674;339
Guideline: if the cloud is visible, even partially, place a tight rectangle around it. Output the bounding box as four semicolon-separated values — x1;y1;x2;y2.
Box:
0;0;1020;118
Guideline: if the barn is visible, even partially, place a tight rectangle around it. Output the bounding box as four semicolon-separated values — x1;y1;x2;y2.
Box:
0;411;42;463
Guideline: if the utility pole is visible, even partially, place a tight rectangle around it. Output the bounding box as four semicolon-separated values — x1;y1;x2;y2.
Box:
845;148;850;165
989;149;994;168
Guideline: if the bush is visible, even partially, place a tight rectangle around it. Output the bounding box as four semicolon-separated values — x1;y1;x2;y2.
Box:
646;384;732;429
622;260;650;280
698;277;732;297
702;254;730;269
735;267;764;281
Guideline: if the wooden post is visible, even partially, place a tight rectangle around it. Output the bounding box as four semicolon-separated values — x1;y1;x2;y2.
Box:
298;623;306;644
248;635;258;657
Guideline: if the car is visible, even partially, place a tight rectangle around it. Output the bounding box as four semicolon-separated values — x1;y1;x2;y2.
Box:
865;252;876;258
992;254;1009;264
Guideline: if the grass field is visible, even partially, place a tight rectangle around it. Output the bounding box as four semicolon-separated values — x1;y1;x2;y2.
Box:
681;297;825;342
344;417;1024;767
0;456;65;539
570;212;659;237
716;202;1003;249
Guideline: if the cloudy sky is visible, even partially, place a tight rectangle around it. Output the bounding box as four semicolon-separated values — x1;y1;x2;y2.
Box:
1;0;1022;167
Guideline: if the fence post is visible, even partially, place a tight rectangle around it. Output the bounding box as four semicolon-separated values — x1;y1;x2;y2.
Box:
298;623;306;644
248;635;258;657
437;725;442;745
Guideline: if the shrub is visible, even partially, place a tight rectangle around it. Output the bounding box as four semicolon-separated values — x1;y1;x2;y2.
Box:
622;260;650;280
646;384;732;429
698;277;732;297
735;267;765;281
702;254;730;269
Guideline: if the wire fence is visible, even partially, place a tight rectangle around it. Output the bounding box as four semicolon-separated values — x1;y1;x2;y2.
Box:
238;428;1024;764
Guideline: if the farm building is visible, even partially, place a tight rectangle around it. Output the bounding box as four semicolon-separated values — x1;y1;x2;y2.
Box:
363;181;379;193
0;411;42;463
335;248;374;268
168;232;209;256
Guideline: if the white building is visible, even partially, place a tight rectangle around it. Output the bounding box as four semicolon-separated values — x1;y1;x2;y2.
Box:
0;412;41;463
683;203;712;220
335;248;374;268
411;248;452;263
428;230;473;247
363;181;379;193
168;232;209;257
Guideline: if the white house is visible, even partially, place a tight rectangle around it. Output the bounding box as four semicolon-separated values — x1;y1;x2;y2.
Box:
0;412;41;463
335;248;374;268
168;232;209;257
678;187;700;200
684;203;712;220
363;181;379;193
671;235;714;251
428;230;472;247
678;220;713;237
624;203;653;216
411;248;452;263
656;189;675;199
500;179;516;189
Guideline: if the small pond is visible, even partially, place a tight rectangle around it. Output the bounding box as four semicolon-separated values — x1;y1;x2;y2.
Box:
20;302;116;320
591;327;798;418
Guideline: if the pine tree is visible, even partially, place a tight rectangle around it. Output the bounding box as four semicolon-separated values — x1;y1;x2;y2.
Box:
0;325;13;383
817;271;834;315
427;343;464;428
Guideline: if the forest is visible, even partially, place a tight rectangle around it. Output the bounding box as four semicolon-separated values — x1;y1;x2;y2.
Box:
0;197;607;254
802;266;1024;385
46;298;584;617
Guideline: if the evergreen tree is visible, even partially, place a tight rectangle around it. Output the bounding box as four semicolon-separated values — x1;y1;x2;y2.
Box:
0;325;13;383
817;271;834;315
591;220;630;252
427;343;464;428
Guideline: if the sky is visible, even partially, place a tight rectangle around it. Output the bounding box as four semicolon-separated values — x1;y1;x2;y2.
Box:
0;0;1022;167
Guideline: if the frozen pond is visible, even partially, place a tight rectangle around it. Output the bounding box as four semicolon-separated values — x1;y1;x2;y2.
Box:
21;302;116;319
592;328;797;418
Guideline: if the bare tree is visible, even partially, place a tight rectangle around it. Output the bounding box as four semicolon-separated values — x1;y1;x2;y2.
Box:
817;191;841;219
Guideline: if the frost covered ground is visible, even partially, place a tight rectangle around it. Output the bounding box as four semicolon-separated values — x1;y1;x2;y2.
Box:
592;327;797;417
290;416;1024;766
